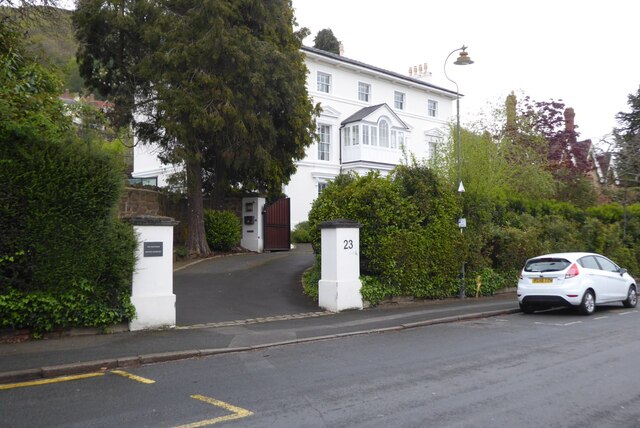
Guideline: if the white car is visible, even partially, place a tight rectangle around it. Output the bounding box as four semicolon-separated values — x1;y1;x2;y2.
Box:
517;252;637;315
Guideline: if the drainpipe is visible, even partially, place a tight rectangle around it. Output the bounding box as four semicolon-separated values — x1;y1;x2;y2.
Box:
339;125;344;175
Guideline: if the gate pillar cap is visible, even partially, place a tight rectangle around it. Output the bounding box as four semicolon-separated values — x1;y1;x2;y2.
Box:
125;215;179;226
319;219;362;229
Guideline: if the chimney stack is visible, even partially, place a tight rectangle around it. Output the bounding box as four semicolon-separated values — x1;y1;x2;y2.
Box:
408;62;432;80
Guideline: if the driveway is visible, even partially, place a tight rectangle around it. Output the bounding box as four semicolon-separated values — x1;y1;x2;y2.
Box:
174;244;317;326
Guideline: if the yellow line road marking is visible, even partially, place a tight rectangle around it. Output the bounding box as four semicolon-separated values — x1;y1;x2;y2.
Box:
0;372;104;390
175;394;254;427
111;370;156;384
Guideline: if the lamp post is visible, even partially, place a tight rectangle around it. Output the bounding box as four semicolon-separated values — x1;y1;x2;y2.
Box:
444;45;473;299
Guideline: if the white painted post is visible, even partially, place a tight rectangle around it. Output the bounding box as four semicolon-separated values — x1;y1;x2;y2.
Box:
240;196;266;253
318;219;363;312
127;215;178;331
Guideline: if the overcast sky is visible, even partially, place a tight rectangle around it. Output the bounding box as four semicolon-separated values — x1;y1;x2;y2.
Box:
292;0;639;146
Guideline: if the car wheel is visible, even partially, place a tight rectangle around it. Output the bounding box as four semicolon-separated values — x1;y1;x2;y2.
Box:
623;286;637;308
579;290;595;315
519;302;535;314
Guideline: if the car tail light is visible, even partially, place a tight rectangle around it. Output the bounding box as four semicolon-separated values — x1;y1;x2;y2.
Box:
565;263;580;279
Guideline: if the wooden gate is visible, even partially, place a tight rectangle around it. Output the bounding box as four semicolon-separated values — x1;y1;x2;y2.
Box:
263;197;291;251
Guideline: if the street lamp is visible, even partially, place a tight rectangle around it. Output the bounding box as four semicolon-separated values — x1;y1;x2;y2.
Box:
444;45;473;299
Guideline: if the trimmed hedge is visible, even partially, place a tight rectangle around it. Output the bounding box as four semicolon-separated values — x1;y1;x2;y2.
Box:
0;136;137;332
0;44;137;333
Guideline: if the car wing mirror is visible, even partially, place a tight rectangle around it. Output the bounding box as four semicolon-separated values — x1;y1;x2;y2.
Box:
619;268;628;276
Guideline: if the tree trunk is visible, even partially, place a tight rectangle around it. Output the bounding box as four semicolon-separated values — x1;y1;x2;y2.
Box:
186;156;211;257
211;157;228;210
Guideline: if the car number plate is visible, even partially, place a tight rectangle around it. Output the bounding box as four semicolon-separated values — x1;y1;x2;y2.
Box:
532;278;553;284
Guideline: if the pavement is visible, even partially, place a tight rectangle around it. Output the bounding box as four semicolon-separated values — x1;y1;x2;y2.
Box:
0;244;520;385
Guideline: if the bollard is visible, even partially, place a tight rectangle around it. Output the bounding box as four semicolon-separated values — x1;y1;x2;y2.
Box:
318;219;363;312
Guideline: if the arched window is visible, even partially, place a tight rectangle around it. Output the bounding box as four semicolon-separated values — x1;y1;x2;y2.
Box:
379;119;389;148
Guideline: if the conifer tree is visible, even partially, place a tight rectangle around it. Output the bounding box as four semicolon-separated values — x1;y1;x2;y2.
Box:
74;0;318;256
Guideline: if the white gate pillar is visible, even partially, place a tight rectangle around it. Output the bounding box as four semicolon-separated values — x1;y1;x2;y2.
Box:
241;196;266;252
318;219;363;312
127;215;178;331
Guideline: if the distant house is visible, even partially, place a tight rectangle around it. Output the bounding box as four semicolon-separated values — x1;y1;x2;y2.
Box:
131;46;459;227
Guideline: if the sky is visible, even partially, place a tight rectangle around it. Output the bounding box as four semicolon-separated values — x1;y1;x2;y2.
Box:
292;0;640;146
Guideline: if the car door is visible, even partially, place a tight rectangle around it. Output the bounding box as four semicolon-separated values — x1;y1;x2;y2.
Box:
595;256;628;302
578;256;602;299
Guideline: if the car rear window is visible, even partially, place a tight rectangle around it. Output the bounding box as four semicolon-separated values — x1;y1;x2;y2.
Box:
524;258;571;272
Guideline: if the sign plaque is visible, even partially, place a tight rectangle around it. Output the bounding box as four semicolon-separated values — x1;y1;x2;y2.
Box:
143;242;163;257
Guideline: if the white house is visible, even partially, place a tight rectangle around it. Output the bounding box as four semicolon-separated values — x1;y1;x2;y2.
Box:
285;46;457;227
131;46;458;227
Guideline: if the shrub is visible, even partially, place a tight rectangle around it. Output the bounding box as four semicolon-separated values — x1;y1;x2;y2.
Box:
307;169;461;300
472;267;516;296
0;280;136;334
0;39;137;333
301;265;395;306
360;275;394;306
308;171;421;274
0;137;137;333
292;221;312;243
302;259;321;301
203;209;241;251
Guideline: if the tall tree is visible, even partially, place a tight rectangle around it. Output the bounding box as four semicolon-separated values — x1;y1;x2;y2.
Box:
313;28;340;55
504;93;596;206
74;0;318;257
500;92;556;199
614;86;640;184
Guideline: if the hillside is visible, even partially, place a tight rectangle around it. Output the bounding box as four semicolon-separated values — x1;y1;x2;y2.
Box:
3;6;84;93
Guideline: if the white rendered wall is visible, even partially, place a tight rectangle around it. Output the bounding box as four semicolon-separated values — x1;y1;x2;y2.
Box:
132;142;181;187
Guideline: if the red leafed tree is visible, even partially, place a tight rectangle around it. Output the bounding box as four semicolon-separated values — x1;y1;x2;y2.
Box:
518;96;591;174
510;94;597;206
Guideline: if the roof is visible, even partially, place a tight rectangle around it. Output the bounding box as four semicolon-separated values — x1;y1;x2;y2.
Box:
341;104;386;124
340;103;409;129
302;46;459;98
529;252;599;261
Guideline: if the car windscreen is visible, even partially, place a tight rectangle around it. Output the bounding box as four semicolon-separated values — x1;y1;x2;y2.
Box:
524;258;571;273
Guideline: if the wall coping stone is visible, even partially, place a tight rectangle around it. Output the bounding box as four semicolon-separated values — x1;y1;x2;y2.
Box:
319;219;362;229
124;215;179;227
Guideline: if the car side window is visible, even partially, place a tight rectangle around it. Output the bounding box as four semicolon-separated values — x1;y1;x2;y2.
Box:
595;256;618;272
578;256;600;270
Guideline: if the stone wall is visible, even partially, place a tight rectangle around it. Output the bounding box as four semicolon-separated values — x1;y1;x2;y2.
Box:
119;187;161;217
119;187;245;245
